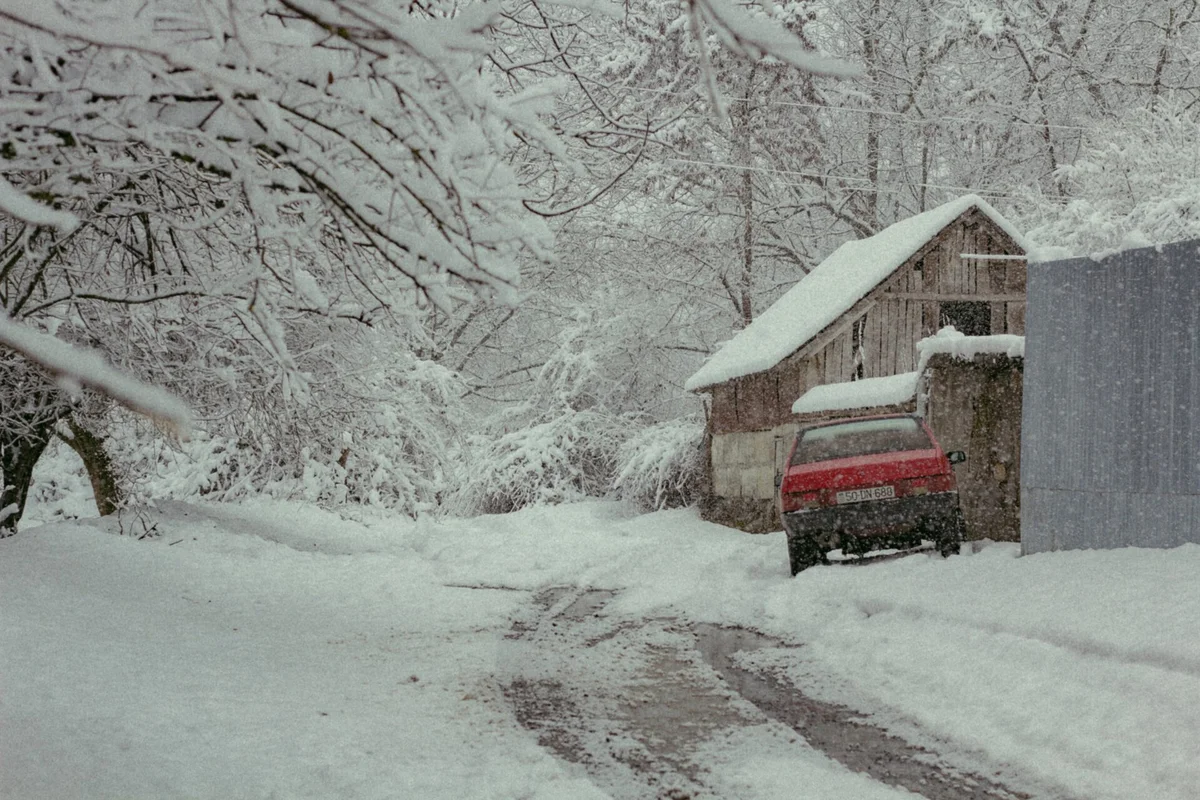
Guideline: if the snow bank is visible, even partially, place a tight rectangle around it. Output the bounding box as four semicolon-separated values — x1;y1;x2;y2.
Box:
686;195;1029;391
3;500;1197;800
0;504;608;800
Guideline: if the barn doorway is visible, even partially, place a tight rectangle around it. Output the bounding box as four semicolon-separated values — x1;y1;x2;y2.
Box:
940;301;991;336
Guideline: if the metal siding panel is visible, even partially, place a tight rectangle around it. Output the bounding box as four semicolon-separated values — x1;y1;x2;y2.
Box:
1136;256;1164;493
1054;490;1086;551
1020;488;1049;554
1022;239;1200;553
1133;492;1168;548
1190;296;1200;494
1102;260;1131;493
1129;252;1159;493
1166;252;1200;492
1063;277;1086;491
1020;265;1049;491
1091;260;1120;492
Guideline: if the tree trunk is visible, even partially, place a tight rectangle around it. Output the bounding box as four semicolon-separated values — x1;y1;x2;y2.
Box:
862;0;882;229
0;423;57;536
60;417;124;517
734;65;758;330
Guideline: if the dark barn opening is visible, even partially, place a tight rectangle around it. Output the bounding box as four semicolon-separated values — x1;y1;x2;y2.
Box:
940;301;992;336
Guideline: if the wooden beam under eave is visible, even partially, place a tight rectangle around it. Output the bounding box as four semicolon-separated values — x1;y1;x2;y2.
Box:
961;253;1027;261
887;292;1025;302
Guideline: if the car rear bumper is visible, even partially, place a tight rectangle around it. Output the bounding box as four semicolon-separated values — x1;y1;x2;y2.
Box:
781;491;963;549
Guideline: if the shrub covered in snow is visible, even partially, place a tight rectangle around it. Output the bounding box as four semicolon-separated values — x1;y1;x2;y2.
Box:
74;348;469;519
612;416;705;511
22;440;98;526
453;409;629;515
448;308;638;515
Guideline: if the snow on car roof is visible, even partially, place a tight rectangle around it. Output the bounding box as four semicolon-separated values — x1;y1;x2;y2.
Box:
685;194;1029;391
792;371;919;415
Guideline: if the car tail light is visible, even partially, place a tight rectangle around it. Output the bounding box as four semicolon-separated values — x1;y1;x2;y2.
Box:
898;472;955;496
781;490;823;513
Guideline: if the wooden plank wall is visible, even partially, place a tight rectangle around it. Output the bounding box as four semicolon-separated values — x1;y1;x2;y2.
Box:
710;358;811;435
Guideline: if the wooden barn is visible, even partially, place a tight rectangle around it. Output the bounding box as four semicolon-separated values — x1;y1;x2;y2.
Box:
686;195;1029;532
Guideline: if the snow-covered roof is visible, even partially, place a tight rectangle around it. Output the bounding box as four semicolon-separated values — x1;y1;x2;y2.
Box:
685;195;1029;391
915;327;1025;374
787;329;1024;417
792;371;919;415
788;329;1026;416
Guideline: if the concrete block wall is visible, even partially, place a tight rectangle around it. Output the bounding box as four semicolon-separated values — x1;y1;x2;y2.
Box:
710;422;799;501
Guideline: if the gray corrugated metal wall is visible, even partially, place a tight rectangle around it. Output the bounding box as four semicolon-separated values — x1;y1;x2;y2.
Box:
1021;239;1200;553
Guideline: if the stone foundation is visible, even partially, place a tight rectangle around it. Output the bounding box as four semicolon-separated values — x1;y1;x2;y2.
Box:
699;494;781;534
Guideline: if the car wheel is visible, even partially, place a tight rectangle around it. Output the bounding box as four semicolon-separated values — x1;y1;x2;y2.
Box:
937;511;966;558
788;534;826;576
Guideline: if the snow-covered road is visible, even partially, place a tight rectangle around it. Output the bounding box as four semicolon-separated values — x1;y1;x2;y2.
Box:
504;585;1038;799
2;501;1198;799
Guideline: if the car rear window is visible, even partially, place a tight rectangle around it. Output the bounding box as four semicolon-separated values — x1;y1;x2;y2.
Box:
790;417;933;465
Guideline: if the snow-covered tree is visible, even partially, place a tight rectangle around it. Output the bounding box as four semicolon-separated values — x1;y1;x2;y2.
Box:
0;0;571;528
451;304;638;514
1026;100;1200;255
1;0;849;528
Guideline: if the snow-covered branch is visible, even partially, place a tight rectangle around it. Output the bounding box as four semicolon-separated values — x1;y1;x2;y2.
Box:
0;176;78;232
0;317;191;431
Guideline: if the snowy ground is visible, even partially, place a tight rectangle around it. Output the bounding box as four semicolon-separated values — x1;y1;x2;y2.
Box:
3;499;1199;799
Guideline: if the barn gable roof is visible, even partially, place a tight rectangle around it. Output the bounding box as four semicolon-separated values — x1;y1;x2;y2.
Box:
684;194;1029;392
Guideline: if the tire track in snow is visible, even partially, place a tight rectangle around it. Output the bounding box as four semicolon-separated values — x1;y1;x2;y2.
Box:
504;587;1080;800
501;587;755;798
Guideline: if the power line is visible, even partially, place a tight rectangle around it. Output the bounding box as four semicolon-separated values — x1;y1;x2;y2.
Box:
661;156;1057;203
626;85;1093;133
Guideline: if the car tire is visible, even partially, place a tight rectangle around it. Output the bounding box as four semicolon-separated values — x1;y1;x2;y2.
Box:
788;534;826;576
937;511;966;558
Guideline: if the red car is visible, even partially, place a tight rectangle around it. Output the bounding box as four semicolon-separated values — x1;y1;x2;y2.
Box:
778;414;967;575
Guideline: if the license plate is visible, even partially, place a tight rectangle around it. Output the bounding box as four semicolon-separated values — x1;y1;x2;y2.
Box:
836;485;896;504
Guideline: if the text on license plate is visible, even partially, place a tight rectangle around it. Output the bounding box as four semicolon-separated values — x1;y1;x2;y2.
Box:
836;485;896;504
